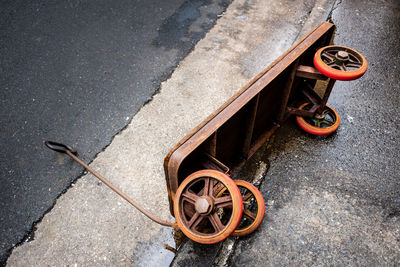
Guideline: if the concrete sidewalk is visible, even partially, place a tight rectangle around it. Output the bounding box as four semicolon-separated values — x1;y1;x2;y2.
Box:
7;0;336;266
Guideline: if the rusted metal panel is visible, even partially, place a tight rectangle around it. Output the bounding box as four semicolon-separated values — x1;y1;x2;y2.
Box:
164;21;335;215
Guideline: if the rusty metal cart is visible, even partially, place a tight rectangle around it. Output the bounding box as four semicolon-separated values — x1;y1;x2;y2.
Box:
164;21;366;242
46;21;367;245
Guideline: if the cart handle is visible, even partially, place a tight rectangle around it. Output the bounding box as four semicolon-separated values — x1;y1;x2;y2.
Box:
45;140;177;228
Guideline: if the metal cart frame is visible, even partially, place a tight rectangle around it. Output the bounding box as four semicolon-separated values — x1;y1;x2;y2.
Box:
164;22;336;215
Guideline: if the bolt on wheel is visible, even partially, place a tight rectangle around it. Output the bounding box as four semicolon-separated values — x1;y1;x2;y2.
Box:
314;45;367;81
296;103;340;136
215;180;265;237
173;169;243;244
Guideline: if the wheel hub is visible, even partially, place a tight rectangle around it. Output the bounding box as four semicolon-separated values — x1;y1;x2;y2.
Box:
195;196;214;215
336;50;349;61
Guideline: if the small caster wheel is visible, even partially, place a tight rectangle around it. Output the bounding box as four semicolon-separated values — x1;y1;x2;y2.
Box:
314;45;367;81
296;103;340;136
173;169;243;244
215;180;265;237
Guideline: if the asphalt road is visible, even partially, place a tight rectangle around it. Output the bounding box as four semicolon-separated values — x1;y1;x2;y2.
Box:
0;0;230;264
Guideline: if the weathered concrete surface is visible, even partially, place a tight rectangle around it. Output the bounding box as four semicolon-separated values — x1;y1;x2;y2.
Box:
6;0;332;266
228;0;400;266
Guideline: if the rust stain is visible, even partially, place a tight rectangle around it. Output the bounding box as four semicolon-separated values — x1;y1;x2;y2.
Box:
57;154;64;165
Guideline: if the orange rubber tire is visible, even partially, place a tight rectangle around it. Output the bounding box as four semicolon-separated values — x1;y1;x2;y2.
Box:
173;169;243;244
314;45;367;81
231;180;265;237
296;103;340;136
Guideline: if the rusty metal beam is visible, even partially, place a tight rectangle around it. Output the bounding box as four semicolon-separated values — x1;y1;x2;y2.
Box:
296;65;328;80
277;59;300;123
241;94;260;158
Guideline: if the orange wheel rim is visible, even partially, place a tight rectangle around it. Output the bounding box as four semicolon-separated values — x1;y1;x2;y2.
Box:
231;180;265;237
314;45;367;81
173;170;243;244
215;180;265;237
296;103;340;136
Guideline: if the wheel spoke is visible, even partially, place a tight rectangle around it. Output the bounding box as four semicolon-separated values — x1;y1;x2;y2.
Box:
182;191;200;204
243;192;254;202
324;58;335;65
339;64;347;71
242;191;255;206
327;61;337;67
203;177;215;196
321;108;330;116
183;202;196;217
188;212;204;230
313;119;321;127
322;51;335;60
209;213;224;232
321;119;334;126
348;54;362;64
211;182;224;197
198;188;204;196
243;208;257;221
214;195;233;208
203;178;210;196
326;50;338;57
346;62;362;68
348;58;362;65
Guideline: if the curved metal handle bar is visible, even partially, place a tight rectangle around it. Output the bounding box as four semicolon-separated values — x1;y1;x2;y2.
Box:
44;141;177;228
45;140;77;155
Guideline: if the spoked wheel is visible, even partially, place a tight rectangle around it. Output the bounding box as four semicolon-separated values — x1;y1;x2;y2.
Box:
296;103;340;136
314;45;367;81
173;169;243;244
215;180;265;237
